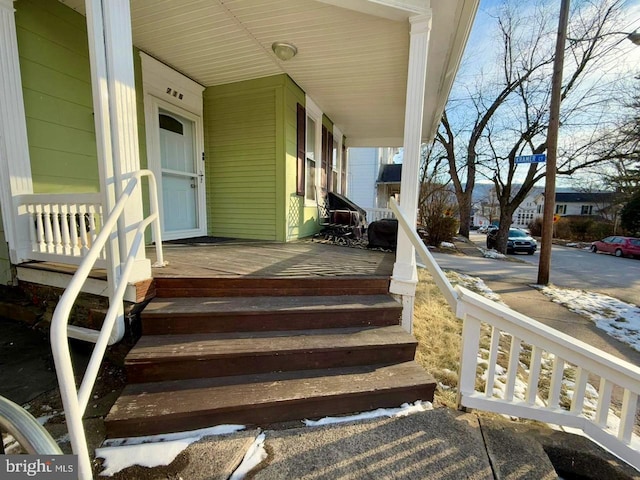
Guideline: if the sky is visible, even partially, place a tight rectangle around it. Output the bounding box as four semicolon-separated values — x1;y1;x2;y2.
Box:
441;0;640;189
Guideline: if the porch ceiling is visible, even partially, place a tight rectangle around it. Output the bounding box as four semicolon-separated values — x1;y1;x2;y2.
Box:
59;0;478;147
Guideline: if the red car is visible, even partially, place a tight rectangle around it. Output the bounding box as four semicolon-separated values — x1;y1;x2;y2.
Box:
590;236;640;258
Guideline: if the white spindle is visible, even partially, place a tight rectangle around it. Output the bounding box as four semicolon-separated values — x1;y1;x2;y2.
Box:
595;378;613;427
570;367;588;414
458;313;482;398
60;204;72;255
43;205;54;253
35;205;45;252
526;346;543;406
505;335;521;401
547;355;565;409
27;205;37;252
79;207;89;254
88;206;97;243
484;326;500;398
69;205;80;257
51;204;63;254
619;390;638;443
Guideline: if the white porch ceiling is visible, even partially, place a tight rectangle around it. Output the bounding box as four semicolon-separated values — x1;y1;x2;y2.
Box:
60;0;478;147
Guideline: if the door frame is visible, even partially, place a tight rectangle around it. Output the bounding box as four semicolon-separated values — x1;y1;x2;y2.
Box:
140;52;206;241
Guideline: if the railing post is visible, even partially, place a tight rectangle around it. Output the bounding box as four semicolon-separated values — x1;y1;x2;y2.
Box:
389;12;432;333
0;0;34;266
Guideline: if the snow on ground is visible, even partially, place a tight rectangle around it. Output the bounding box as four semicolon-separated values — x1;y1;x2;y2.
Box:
440;241;456;249
303;401;433;427
445;270;506;305
482;249;507;259
533;285;640;352
96;424;245;476
229;433;267;480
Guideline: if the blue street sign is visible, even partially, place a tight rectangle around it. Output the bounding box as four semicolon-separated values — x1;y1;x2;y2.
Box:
515;154;546;164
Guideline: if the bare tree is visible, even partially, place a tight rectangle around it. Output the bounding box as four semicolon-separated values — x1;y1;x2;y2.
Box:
437;0;632;251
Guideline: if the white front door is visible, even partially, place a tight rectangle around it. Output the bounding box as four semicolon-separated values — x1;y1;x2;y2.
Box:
157;107;206;239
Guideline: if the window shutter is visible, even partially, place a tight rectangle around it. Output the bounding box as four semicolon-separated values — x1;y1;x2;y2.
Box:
321;125;328;190
296;103;305;196
341;143;347;194
327;131;334;191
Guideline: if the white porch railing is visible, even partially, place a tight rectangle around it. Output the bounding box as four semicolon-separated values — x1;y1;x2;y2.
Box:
364;207;394;224
16;193;106;267
389;198;640;471
50;170;164;480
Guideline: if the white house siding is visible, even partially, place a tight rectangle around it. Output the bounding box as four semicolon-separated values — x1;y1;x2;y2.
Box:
512;194;539;228
346;147;380;209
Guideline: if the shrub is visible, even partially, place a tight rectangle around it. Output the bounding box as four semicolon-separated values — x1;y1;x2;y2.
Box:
424;215;458;246
528;218;542;236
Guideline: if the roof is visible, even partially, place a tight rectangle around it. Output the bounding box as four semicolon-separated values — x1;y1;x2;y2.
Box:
60;0;479;147
377;164;402;183
555;192;619;204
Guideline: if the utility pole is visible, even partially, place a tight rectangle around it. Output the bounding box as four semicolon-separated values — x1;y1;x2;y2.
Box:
537;0;570;285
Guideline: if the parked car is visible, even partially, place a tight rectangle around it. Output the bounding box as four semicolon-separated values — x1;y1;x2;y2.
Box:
478;225;498;234
590;236;640;258
487;228;537;255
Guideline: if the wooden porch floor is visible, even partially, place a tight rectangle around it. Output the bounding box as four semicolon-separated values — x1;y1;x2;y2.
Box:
148;240;394;278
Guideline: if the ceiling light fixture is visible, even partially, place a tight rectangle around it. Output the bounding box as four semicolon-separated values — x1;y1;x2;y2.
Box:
271;42;298;61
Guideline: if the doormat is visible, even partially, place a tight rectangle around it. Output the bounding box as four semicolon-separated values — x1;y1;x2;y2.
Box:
163;236;235;245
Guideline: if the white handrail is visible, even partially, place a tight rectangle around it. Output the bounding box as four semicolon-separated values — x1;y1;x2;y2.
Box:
456;285;640;470
390;196;640;469
50;169;164;480
388;197;458;310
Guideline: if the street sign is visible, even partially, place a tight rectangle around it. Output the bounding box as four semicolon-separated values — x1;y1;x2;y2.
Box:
515;154;546;164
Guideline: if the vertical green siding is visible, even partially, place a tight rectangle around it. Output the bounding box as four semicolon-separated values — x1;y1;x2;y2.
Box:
15;0;98;193
204;76;283;241
0;207;12;285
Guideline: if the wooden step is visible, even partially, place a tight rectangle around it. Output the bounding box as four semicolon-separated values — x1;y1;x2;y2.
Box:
153;276;390;298
125;326;416;383
105;362;436;438
141;295;401;335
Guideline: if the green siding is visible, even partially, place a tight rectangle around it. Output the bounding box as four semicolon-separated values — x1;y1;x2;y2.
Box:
0;207;12;285
204;77;283;241
15;0;98;193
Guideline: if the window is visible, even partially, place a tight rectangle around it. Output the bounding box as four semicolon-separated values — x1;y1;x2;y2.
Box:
555;204;566;214
580;205;593;215
305;116;317;202
332;139;339;192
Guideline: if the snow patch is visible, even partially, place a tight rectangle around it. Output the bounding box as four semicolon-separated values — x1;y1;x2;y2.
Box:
440;242;456;249
229;433;267;480
96;424;245;476
303;401;432;427
483;249;507;259
445;271;506;305
533;285;640;352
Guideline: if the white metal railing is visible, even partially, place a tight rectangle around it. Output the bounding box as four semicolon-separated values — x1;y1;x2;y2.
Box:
16;193;106;266
365;207;394;224
0;394;62;454
389;197;640;471
51;170;164;480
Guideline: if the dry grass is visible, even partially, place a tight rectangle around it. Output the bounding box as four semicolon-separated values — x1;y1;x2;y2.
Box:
412;269;463;408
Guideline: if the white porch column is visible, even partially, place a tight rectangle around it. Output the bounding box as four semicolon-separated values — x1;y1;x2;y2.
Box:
0;0;34;266
389;12;432;333
85;0;151;283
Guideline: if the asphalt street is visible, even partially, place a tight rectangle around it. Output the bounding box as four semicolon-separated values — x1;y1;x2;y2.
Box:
431;233;640;306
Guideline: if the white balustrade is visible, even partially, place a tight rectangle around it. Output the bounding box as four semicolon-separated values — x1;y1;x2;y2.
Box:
456;286;640;470
390;196;640;471
16;193;106;266
364;207;394;224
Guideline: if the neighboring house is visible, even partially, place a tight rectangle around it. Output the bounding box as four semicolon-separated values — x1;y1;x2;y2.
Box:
346;147;397;210
511;190;542;229
376;163;402;208
534;192;619;220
